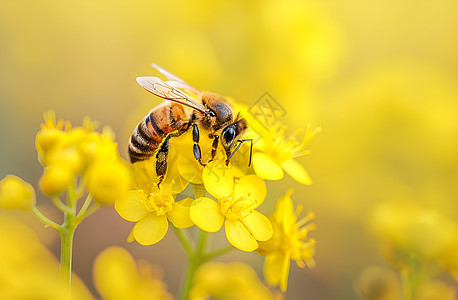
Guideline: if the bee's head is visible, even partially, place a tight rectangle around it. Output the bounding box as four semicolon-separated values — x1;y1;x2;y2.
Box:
221;118;248;152
200;92;233;131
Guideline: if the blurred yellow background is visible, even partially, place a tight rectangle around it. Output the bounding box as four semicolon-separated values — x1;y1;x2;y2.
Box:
1;0;458;299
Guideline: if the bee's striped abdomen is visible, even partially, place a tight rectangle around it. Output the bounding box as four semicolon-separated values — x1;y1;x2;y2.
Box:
128;103;189;163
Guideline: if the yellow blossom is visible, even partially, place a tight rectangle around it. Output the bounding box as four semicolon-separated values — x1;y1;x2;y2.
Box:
368;201;458;273
243;108;320;185
257;189;316;291
35;110;131;203
93;246;173;300
0;175;35;211
190;161;273;252
190;262;277;300
115;183;193;245
173;130;227;185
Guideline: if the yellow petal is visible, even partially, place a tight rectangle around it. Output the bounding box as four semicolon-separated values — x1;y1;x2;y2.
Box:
168;198;194;228
202;161;234;198
115;190;150;222
279;252;291;292
225;219;258;252
234;175;266;209
170;175;189;195
133;214;168;245
281;158;312;185
177;156;203;185
263;252;291;292
241;211;273;241
190;197;224;232
0;175;36;211
252;152;283;180
93;246;137;299
274;190;297;233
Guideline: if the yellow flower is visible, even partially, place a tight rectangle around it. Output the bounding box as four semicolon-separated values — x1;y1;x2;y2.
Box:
369;201;458;274
93;246;173;300
0;175;35;211
190;262;277;300
115;184;193;245
244;109;320;185
257;189;316;291
35;110;131;203
190;161;273;252
131;143;189;195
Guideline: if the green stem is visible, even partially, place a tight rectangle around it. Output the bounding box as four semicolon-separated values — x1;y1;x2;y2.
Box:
52;196;72;213
76;194;92;218
59;180;79;298
402;255;422;300
60;215;76;298
172;227;193;255
179;230;208;300
203;245;234;261
32;207;60;230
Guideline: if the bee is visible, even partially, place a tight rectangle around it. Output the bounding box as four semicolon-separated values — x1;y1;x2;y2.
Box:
128;63;252;184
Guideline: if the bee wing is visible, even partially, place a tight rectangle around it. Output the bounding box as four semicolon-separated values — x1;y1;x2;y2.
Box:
151;63;200;95
136;76;206;113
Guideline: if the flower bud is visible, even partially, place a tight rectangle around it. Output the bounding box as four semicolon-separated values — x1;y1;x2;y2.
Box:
86;161;131;205
0;175;36;211
39;166;74;196
35;128;65;165
46;147;85;174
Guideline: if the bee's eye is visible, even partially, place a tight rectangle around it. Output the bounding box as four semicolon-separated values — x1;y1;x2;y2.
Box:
208;110;216;117
223;127;236;143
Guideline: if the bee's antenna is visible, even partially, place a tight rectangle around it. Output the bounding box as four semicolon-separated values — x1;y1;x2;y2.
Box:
225;139;253;167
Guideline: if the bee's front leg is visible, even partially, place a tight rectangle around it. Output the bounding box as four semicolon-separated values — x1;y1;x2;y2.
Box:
209;135;219;162
192;124;206;167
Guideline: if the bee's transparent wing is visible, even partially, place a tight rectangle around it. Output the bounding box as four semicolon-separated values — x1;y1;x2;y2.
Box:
151;63;200;95
136;77;206;113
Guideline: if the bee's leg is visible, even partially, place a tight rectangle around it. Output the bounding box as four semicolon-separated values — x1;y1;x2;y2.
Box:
155;135;171;186
209;135;219;162
192;124;206;166
225;139;253;166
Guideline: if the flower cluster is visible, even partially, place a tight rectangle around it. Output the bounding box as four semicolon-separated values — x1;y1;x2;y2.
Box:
1;102;318;299
36;110;131;204
114;95;318;294
0;111;133;297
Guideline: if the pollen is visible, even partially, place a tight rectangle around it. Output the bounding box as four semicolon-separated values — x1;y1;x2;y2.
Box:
144;191;174;216
264;124;320;163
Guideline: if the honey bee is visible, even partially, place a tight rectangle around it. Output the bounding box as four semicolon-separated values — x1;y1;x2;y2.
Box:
128;64;252;184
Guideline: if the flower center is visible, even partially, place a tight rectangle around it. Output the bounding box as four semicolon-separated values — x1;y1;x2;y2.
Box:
264;124;318;163
219;195;257;221
144;191;174;216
